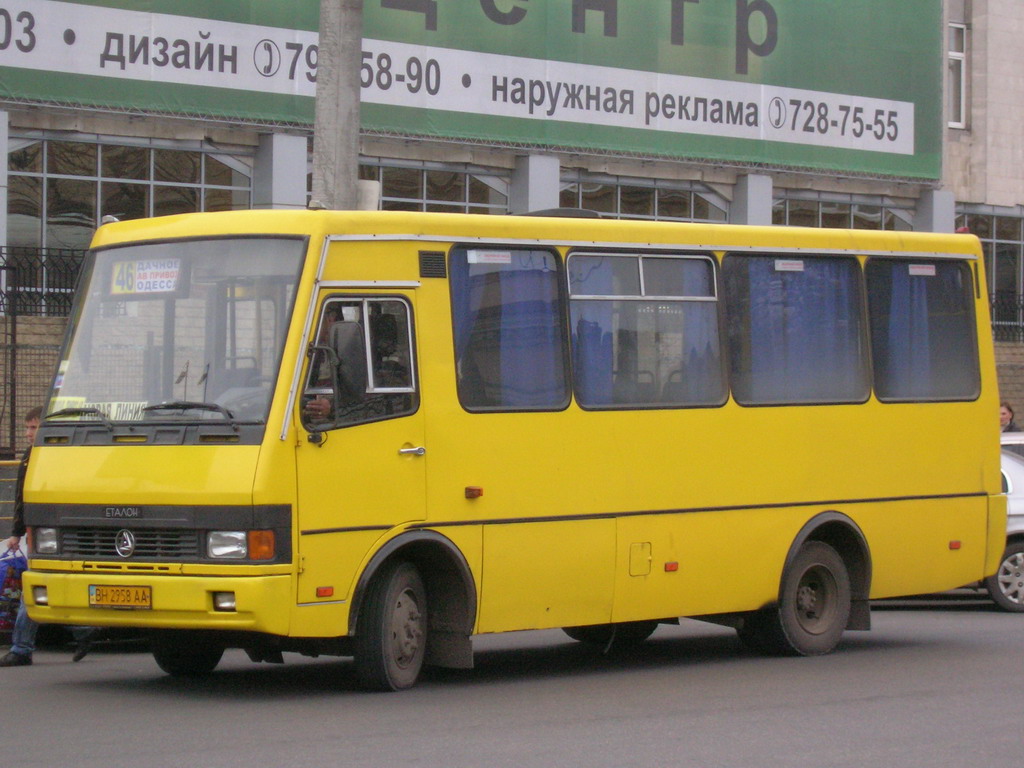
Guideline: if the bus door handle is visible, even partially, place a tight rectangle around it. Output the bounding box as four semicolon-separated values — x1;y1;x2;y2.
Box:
399;446;426;456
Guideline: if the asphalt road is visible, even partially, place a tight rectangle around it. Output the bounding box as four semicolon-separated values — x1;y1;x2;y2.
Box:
2;595;1019;768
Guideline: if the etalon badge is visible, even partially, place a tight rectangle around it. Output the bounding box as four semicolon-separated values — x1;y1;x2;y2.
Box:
114;529;136;558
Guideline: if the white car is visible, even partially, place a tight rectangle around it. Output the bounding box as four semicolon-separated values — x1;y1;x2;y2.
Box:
988;432;1024;611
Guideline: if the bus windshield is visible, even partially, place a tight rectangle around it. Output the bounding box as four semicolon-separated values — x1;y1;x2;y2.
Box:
49;236;305;426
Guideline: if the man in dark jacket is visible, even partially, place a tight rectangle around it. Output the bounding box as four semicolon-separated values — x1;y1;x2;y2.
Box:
1;406;41;666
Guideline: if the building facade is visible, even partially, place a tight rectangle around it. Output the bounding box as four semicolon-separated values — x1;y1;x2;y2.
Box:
0;0;1019;451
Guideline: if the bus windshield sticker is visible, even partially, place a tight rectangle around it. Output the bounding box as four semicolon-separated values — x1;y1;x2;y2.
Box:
111;258;182;295
909;264;937;277
467;250;513;265
774;259;805;272
49;399;148;421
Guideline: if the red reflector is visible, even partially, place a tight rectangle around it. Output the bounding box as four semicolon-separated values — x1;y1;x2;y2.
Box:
465;486;484;499
664;562;679;572
949;541;962;550
316;587;334;598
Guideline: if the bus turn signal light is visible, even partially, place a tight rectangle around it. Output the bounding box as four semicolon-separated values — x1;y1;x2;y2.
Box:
949;540;962;550
465;486;484;499
248;530;276;560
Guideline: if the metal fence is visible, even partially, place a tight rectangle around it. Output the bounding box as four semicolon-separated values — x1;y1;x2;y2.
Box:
991;293;1024;343
0;248;85;458
0;246;85;317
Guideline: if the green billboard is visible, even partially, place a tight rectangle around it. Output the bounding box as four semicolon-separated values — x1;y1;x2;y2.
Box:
0;0;942;178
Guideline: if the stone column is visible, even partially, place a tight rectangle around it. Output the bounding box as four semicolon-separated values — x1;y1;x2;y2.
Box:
509;154;560;214
729;173;773;225
914;188;955;232
253;133;309;210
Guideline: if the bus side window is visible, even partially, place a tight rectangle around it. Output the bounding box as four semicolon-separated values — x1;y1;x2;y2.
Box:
302;298;418;430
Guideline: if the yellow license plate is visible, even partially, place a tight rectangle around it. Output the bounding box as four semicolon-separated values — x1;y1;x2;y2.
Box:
88;585;152;609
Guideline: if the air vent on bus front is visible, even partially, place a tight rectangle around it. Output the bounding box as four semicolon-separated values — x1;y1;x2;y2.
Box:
419;251;447;278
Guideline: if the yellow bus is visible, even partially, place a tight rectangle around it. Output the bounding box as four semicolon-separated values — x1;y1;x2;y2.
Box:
22;210;1005;690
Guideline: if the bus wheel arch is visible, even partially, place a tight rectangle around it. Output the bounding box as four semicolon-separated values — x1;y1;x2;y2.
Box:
738;512;871;656
349;531;477;676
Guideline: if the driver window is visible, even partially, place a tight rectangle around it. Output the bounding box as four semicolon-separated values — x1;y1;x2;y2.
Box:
302;297;417;429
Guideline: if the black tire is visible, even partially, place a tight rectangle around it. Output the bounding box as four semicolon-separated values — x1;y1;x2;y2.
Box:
738;541;851;656
984;540;1024;612
562;621;658;648
151;635;224;677
354;561;428;691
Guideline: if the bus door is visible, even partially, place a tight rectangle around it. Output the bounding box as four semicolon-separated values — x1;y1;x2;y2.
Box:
294;292;425;606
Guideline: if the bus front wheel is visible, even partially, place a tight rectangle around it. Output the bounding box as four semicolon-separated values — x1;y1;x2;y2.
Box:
354;561;428;692
739;540;851;656
151;634;225;677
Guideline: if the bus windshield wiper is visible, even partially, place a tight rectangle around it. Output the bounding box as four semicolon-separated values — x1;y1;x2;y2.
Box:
142;400;237;426
45;407;114;430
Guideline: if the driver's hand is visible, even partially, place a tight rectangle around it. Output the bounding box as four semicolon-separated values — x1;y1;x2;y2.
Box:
303;396;331;420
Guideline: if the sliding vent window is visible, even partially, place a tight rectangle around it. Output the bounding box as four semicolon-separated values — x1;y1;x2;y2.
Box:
866;259;979;401
450;248;569;410
724;255;868;405
569;253;725;408
302;297;417;429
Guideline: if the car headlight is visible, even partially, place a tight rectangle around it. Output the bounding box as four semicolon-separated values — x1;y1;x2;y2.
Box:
34;527;59;555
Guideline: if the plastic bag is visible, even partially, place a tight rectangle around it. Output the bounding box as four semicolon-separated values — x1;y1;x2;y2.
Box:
0;549;28;633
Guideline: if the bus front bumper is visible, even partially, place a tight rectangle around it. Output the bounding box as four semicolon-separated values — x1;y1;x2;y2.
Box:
23;569;293;636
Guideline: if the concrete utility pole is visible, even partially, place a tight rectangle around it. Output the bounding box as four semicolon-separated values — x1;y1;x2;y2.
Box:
311;0;363;210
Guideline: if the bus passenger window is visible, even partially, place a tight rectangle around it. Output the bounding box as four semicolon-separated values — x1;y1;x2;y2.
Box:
723;255;868;406
866;259;980;401
568;252;725;409
450;247;569;411
302;298;418;429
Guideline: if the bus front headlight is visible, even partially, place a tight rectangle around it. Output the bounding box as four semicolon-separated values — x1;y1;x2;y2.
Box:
207;531;247;559
34;527;59;555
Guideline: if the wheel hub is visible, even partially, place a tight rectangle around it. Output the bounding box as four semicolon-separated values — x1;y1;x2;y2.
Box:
797;584;819;616
794;565;837;635
997;552;1024;604
389;588;424;668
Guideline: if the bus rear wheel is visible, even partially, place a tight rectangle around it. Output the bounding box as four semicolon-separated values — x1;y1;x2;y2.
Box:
354;561;428;691
151;634;225;677
739;541;851;656
984;541;1024;612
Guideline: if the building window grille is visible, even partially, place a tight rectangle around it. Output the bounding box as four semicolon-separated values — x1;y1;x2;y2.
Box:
357;163;509;214
772;199;913;230
7;138;253;252
558;177;727;222
959;212;1024;342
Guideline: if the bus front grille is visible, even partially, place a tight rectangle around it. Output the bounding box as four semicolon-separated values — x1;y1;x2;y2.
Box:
61;528;201;559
